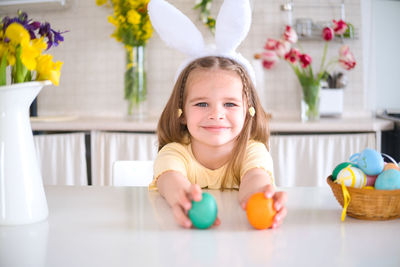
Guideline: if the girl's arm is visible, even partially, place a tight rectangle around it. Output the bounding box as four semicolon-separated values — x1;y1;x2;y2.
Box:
239;168;288;228
157;171;220;228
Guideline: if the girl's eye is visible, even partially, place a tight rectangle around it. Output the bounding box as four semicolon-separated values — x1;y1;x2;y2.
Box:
224;102;237;107
195;102;208;107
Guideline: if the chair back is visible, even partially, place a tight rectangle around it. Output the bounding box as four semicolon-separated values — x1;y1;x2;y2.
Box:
112;160;153;186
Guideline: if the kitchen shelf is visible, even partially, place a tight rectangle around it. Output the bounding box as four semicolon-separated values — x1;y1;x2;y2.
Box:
280;0;358;41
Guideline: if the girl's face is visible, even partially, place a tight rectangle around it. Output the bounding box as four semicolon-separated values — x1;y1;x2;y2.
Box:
183;68;246;149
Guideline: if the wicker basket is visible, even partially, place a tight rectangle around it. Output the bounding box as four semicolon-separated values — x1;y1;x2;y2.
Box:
327;176;400;220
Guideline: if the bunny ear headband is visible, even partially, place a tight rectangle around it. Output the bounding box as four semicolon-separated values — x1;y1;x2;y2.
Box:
148;0;256;85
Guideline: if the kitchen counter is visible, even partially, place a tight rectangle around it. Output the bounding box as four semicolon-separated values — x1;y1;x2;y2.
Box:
1;186;399;267
30;116;394;133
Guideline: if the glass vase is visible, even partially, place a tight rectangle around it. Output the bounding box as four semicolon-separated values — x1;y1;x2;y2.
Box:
300;80;321;122
125;45;147;119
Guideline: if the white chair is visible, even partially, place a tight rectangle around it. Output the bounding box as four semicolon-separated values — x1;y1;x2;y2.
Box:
112;160;154;186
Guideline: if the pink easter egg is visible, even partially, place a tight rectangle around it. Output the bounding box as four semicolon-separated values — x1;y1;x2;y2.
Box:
366;175;378;187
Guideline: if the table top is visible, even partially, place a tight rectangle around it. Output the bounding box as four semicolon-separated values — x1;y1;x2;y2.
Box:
1;186;399;267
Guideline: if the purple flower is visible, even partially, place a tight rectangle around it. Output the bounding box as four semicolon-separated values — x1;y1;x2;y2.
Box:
1;11;66;50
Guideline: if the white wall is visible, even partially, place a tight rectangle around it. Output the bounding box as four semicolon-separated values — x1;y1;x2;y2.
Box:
1;0;366;118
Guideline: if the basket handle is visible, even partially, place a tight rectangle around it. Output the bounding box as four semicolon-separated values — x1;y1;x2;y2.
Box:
381;153;398;165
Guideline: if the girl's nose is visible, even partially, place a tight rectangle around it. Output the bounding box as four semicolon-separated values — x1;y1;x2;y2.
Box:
209;109;225;120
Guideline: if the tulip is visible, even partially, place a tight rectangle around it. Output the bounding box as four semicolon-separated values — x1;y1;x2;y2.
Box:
299;53;312;68
284;48;300;64
264;38;278;50
261;50;279;69
339;45;356;70
283;25;298;43
333;19;348;35
275;40;291;57
322;27;333;41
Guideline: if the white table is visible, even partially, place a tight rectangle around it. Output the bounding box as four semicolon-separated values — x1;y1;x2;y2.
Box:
1;186;399;267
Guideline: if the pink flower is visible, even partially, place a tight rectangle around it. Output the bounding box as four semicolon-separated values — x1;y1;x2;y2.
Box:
275;40;291;57
322;27;334;41
339;45;356;70
299;53;312;68
264;38;278;50
284;48;300;64
333;19;348;35
283;25;298;43
261;50;279;69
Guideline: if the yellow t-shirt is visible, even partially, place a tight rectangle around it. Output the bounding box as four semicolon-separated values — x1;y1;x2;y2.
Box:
149;140;274;190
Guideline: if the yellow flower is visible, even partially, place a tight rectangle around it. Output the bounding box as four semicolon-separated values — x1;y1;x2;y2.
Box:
107;15;118;27
36;54;63;86
0;43;7;58
127;10;141;25
96;0;108;5
20;37;47;70
0;44;16;66
4;23;30;45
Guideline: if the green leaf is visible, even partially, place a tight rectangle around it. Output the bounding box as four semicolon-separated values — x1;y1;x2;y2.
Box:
0;53;7;86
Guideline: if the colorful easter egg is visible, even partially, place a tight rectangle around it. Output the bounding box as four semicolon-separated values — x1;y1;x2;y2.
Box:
383;163;400;172
349;149;384;176
336;166;366;188
375;169;400;190
332;162;356;181
246;192;276;230
188;192;218;229
365;175;378;187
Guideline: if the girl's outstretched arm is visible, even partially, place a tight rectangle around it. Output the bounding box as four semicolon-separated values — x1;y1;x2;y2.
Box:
157;171;221;228
239;168;288;228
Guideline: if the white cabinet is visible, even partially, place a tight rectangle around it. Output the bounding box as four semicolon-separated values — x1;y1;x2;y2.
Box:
33;131;377;187
34;132;88;185
270;133;376;187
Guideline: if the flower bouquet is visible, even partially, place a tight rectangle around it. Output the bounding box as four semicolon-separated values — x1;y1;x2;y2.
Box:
0;10;65;86
259;20;356;121
96;0;153;116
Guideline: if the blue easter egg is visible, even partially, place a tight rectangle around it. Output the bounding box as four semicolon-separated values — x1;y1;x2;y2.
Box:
375;169;400;190
352;149;384;176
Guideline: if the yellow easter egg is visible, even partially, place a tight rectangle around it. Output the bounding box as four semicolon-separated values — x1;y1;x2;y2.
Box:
336;166;366;188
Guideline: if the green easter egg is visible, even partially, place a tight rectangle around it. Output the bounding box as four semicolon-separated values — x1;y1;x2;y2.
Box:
188;192;218;229
332;162;356;181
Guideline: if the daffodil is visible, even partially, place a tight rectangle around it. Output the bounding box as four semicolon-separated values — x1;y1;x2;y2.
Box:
20;38;47;70
36;54;63;86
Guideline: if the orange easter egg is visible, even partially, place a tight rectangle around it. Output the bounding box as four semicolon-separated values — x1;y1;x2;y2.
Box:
383;163;400;172
246;192;276;230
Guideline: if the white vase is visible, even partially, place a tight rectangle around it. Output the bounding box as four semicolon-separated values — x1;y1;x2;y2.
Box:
0;81;51;225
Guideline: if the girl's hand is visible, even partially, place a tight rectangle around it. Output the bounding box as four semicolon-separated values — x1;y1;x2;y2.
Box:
241;184;288;229
171;184;221;229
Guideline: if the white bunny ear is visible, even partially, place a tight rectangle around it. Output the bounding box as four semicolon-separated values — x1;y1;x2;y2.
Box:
215;0;252;53
148;0;205;57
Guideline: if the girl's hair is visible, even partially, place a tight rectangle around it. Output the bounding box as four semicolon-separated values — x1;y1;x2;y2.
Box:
157;56;270;189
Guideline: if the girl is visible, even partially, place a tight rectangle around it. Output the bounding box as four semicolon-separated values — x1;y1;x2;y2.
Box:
149;56;287;229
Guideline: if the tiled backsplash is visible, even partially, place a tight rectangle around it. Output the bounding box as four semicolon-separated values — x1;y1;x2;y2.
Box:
4;0;365;119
